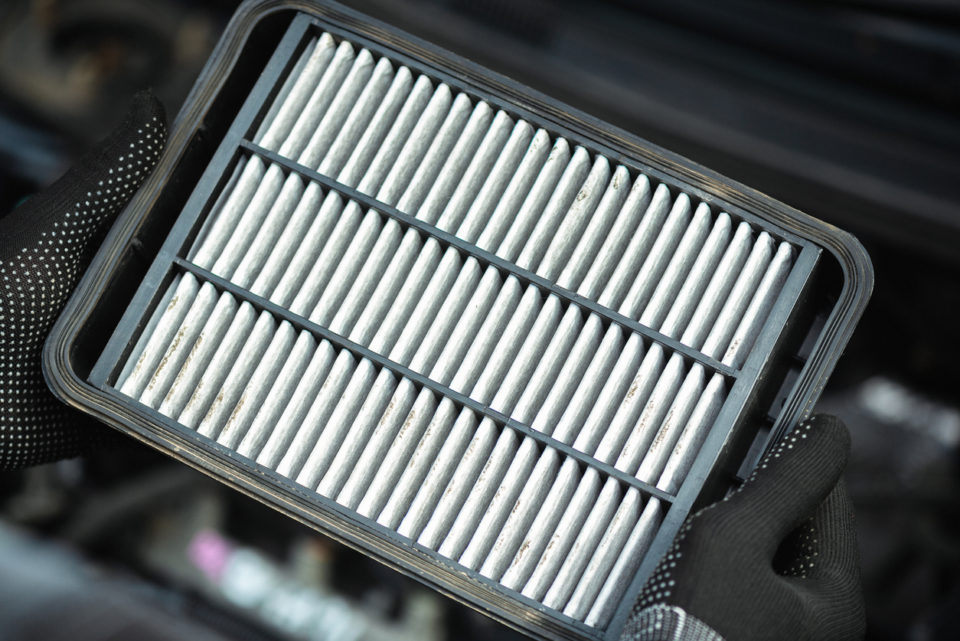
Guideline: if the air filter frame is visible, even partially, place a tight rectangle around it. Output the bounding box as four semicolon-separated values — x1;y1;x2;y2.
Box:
44;2;873;640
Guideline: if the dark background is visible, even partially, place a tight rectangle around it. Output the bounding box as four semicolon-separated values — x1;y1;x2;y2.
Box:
2;1;959;639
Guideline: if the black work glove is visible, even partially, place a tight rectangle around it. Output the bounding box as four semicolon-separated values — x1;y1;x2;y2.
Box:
621;414;865;641
0;92;166;470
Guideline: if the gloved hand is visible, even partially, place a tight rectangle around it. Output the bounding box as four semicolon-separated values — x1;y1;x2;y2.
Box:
0;92;166;470
621;414;865;641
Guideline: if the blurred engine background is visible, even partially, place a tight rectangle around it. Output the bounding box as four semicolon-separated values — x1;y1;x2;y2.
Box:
1;1;959;639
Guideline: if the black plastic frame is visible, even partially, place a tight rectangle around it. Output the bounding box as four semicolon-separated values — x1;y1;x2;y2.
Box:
43;2;873;640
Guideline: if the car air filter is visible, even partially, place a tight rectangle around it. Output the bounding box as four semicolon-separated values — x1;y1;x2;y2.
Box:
44;2;873;640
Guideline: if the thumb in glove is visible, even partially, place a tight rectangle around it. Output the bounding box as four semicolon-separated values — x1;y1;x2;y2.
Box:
621;414;866;641
0;91;166;470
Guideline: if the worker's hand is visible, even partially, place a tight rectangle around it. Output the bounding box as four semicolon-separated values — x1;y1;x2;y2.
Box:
621;414;865;641
0;92;166;470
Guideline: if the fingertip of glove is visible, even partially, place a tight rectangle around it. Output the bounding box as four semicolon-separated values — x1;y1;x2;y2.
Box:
48;89;168;200
124;90;167;133
2;89;169;252
96;90;168;163
725;413;851;522
758;413;851;493
790;413;851;469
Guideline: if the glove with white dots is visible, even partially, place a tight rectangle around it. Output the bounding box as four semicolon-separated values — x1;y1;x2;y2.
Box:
0;91;166;470
620;414;865;641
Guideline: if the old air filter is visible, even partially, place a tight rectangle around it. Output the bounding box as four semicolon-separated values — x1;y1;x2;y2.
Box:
43;2;873;640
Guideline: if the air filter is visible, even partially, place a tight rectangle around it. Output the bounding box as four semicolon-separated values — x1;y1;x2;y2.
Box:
44;2;873;640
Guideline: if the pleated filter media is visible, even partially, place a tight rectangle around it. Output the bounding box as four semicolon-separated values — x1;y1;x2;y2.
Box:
45;6;873;641
121;30;788;623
